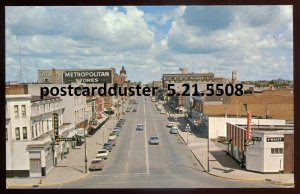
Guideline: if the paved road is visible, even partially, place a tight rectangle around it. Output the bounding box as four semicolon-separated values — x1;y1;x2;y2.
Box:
46;96;279;188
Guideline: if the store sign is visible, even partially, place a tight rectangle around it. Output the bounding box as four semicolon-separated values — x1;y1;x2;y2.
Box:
266;137;284;142
252;137;262;142
53;113;59;139
63;70;112;84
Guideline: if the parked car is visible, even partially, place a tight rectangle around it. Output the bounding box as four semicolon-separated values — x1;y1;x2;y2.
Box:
108;135;117;146
170;127;178;134
136;124;144;131
96;149;109;159
89;158;104;171
160;110;165;114
132;108;137;112
166;122;174;128
103;142;113;152
116;122;123;128
149;136;159;145
119;118;126;123
112;127;121;136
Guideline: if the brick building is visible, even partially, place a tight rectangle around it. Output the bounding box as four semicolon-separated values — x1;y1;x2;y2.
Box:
201;89;293;121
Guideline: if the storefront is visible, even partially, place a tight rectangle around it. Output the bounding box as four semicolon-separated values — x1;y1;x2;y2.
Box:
246;130;294;173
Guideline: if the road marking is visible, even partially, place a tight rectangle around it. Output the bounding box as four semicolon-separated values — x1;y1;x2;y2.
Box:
144;120;150;175
124;121;135;174
144;100;146;114
80;179;189;186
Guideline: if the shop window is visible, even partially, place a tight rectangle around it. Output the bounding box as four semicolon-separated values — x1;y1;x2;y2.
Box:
271;148;283;154
15;127;20;140
23;127;27;139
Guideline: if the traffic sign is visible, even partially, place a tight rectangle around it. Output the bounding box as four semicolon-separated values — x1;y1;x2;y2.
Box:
55;137;76;142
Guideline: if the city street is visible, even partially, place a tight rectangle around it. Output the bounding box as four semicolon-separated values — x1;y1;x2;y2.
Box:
43;96;280;188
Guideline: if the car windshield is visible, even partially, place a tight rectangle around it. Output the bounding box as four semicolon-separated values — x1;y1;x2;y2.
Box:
104;143;111;146
92;160;101;164
98;151;107;154
137;124;143;128
151;137;158;140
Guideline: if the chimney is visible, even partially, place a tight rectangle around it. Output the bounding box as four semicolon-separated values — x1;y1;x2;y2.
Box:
232;71;237;84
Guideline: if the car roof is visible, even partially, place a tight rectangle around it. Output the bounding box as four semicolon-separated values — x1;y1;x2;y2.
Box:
92;158;103;161
137;124;143;126
150;136;158;138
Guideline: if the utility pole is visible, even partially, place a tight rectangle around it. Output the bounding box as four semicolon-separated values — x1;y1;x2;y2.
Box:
207;119;210;172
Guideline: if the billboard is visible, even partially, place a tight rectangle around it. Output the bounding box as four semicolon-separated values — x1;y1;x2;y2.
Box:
63;70;112;84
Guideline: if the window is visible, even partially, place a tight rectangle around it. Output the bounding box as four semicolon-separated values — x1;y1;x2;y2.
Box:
14;105;19;117
271;148;283;154
35;124;38;137
32;126;34;138
243;104;248;111
21;105;26;117
15;127;20;140
23;127;27;139
6;128;8;140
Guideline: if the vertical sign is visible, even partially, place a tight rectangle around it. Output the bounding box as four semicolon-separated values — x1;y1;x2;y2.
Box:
53;113;59;139
92;101;96;120
247;111;251;140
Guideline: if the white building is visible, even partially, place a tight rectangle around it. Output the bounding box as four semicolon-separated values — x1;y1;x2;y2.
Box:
246;130;293;173
28;84;88;128
6;94;69;177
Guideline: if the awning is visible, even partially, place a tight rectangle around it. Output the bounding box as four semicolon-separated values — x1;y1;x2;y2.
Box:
97;114;108;124
91;125;98;129
76;128;88;137
67;130;77;138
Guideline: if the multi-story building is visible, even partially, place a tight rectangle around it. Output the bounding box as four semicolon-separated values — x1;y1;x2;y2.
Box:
162;68;227;88
5;94;69;178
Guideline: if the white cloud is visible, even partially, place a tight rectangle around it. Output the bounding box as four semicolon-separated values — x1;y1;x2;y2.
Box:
5;6;293;83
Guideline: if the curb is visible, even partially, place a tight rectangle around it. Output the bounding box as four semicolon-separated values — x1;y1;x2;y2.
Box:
177;130;293;185
8;169;91;188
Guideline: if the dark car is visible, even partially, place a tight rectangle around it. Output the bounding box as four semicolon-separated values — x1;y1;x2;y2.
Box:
116;122;123;128
136;124;144;131
103;142;113;152
119;118;125;123
112;127;121;136
132;108;137;112
89;158;104;171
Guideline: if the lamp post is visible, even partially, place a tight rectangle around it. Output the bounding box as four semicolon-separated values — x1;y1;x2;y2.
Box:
102;125;105;145
186;124;190;145
84;111;89;174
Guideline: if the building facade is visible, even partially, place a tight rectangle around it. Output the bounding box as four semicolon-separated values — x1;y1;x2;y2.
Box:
6;94;67;177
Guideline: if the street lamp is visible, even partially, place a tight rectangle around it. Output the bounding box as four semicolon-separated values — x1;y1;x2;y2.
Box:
186;124;191;145
84;111;89;174
102;125;105;145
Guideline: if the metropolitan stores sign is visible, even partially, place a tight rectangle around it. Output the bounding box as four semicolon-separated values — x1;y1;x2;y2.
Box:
63;70;112;84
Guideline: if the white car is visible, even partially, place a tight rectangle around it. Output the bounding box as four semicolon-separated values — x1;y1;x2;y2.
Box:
160;110;165;114
166;122;174;127
96;149;109;159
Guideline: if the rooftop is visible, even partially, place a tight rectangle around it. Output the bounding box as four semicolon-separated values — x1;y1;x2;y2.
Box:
31;95;61;102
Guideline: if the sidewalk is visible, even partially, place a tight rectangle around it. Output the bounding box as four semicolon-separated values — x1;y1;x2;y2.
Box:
174;115;294;187
6;115;118;188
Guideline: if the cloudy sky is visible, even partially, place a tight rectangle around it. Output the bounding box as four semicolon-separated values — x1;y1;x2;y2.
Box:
5;6;293;83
